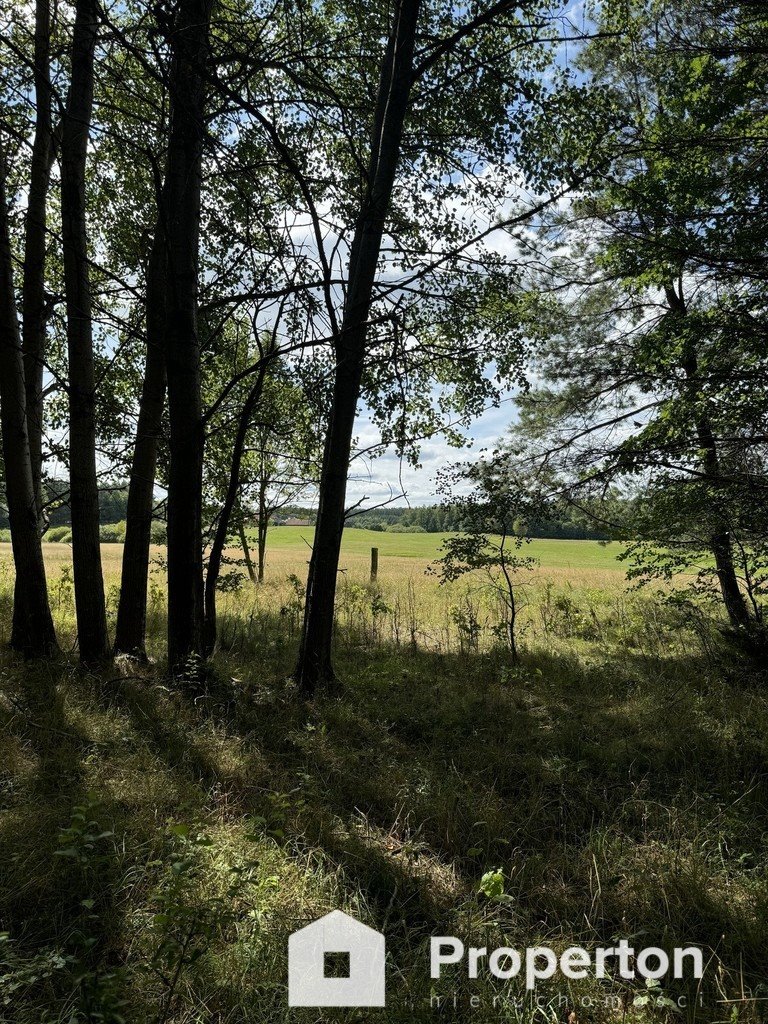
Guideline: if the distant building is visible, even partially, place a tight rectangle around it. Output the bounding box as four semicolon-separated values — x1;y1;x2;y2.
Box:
283;517;311;527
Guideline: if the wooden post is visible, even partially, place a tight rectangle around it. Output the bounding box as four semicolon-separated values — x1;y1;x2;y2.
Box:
370;546;379;582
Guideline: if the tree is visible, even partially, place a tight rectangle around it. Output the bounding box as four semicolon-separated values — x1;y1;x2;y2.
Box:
114;216;167;658
60;0;110;661
241;360;322;584
163;0;214;671
201;329;323;645
6;0;58;651
89;1;172;660
203;337;272;653
438;479;540;662
293;0;422;691
289;0;568;691
21;0;55;510
0;143;58;657
506;0;768;629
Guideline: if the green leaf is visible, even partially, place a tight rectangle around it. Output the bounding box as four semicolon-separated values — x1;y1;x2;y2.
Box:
479;868;505;900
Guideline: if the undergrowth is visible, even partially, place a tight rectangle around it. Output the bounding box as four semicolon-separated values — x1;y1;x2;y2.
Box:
0;561;767;1023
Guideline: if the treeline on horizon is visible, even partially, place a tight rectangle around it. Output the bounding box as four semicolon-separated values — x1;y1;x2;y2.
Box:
339;505;611;540
0;484;611;541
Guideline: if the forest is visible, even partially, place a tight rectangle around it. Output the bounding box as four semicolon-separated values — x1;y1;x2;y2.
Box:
0;0;767;1021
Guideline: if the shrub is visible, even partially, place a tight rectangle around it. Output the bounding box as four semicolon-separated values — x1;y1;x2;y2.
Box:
150;520;167;544
45;526;72;543
99;521;126;543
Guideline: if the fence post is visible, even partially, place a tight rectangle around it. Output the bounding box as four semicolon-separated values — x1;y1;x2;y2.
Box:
370;546;379;582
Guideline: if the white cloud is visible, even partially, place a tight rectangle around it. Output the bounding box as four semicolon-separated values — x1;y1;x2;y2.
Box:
344;397;518;507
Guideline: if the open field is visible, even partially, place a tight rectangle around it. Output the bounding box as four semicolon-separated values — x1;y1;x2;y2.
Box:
261;526;630;571
1;535;767;1023
9;527;630;572
258;527;633;591
1;532;648;661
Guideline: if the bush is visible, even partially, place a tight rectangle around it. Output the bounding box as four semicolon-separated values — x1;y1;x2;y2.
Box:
99;521;126;543
93;519;165;543
0;529;10;543
150;520;167;544
45;526;72;543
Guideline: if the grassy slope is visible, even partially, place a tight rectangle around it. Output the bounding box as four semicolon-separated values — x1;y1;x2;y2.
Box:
0;544;766;1023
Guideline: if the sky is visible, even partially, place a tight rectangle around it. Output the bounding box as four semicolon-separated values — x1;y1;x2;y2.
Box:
346;394;519;507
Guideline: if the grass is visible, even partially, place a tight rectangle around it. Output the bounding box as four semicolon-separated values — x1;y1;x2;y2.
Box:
0;538;767;1023
261;525;629;569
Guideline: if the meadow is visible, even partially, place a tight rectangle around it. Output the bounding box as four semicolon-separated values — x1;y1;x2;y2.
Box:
0;531;766;1023
261;526;627;568
5;529;637;661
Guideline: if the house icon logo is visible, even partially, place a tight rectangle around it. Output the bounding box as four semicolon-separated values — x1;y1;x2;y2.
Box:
288;910;386;1007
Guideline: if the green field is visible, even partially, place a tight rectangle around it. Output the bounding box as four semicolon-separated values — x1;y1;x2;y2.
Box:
0;531;644;704
0;531;642;663
0;530;666;670
263;525;628;571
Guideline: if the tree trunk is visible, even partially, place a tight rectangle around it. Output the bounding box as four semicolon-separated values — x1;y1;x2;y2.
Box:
666;283;752;629
0;146;58;657
257;509;267;584
257;477;268;583
22;0;54;508
204;363;268;653
164;0;212;671
60;0;109;662
238;521;256;584
11;0;55;650
114;220;167;658
694;409;751;628
294;0;422;694
710;529;751;628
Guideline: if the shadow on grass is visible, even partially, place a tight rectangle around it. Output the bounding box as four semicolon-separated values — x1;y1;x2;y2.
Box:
112;625;768;999
3;617;768;1022
0;658;134;1020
